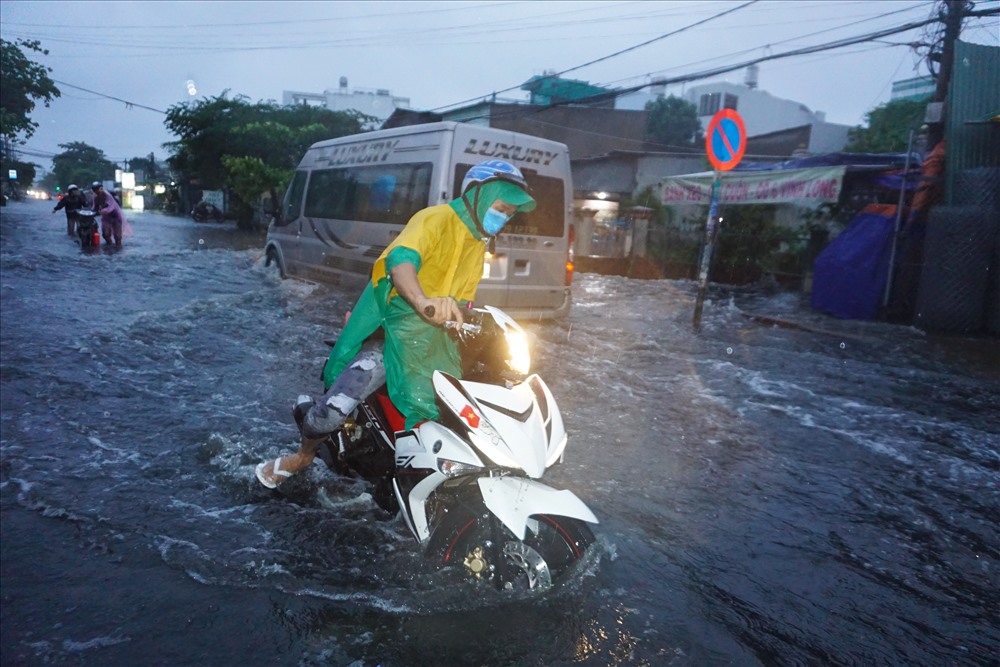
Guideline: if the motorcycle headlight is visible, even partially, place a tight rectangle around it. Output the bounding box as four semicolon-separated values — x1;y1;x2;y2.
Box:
505;329;531;375
437;459;484;477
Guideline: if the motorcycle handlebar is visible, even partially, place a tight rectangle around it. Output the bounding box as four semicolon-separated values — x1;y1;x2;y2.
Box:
444;321;482;335
424;305;482;335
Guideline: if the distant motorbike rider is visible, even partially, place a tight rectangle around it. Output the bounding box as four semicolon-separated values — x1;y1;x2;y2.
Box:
255;160;537;488
52;184;89;236
192;200;223;222
91;181;127;246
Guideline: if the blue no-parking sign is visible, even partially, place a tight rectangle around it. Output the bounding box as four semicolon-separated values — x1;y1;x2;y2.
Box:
694;108;748;331
705;109;746;171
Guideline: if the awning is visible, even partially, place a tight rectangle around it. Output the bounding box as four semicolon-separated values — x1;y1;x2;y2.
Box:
659;166;847;206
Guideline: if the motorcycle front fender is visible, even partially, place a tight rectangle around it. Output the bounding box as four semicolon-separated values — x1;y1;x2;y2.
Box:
477;476;598;541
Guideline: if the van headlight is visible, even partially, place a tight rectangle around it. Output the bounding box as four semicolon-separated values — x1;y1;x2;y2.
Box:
504;329;531;375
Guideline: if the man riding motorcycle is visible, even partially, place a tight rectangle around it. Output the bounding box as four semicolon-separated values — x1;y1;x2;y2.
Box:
255;160;536;488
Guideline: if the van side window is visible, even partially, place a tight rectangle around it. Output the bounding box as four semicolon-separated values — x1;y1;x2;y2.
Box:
304;163;433;225
452;164;565;237
277;170;308;226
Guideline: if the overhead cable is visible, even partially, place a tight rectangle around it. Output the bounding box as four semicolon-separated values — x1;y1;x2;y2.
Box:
431;0;760;112
50;80;166;114
450;10;989;125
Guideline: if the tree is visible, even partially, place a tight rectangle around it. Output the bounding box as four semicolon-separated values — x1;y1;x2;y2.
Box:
845;99;926;153
51;142;117;190
0;158;38;190
221;155;290;224
644;95;703;148
163;92;366;228
126;153;161;182
0;39;60;144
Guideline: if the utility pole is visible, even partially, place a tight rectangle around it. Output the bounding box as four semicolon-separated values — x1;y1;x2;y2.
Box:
927;0;968;147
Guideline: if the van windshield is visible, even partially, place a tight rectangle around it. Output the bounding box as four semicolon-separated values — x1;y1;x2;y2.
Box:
304;163;433;225
277;170;308;226
452;164;564;237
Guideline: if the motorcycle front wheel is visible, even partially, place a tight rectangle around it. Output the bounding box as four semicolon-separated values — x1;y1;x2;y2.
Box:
430;508;594;591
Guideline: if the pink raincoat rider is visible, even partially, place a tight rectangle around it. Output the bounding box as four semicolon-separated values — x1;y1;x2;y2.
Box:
91;182;130;246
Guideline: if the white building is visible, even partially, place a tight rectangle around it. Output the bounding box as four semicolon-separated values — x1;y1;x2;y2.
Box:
685;69;850;154
615;67;851;154
615;65;851;153
283;77;410;128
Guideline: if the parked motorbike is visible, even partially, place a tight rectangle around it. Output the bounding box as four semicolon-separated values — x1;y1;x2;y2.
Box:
305;306;598;592
75;210;101;248
191;202;224;223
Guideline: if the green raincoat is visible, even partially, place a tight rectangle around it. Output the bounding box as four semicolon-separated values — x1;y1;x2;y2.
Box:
321;181;535;428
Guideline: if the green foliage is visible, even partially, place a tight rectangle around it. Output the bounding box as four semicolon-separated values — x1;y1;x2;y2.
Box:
163;92;366;198
845;99;926;153
39;170;61;192
714;205;801;285
221;155;291;228
51;142;117;190
126;153;161;183
0;39;60;143
0;159;37;188
643;96;703;148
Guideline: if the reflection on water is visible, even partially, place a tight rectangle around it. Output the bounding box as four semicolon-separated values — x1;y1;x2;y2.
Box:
2;200;998;666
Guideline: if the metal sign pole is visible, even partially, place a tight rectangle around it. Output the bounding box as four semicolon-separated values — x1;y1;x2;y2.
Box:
882;129;916;310
693;171;722;332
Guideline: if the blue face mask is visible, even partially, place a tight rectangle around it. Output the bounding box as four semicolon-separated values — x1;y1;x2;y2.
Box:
482;207;512;236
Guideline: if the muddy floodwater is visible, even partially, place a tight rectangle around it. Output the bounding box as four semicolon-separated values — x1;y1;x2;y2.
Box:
2;199;998;666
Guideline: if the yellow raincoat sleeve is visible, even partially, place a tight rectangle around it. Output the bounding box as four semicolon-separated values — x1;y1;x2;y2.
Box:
367;204;487;427
371;204;483;304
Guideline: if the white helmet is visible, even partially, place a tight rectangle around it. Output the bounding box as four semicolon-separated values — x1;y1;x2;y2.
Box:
460;160;529;195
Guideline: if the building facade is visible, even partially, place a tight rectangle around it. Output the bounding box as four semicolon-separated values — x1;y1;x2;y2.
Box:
283;77;410;128
684;77;850;154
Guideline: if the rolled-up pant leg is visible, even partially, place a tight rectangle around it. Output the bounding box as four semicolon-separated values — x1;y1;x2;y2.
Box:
302;339;386;439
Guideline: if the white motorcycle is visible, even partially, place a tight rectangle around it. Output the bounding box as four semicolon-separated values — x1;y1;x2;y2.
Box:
313;306;598;591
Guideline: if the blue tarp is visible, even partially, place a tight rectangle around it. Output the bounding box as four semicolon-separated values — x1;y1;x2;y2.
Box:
811;204;897;320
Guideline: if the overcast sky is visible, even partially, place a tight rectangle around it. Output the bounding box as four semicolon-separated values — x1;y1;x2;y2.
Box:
3;0;997;173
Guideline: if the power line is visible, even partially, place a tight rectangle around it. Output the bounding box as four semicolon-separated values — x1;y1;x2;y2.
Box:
50;80;167;114
431;0;760;112
0;3;710;56
446;10;979;126
596;1;933;90
0;1;526;30
591;11;989;101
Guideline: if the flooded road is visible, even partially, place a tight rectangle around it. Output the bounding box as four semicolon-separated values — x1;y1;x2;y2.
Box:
2;199;997;666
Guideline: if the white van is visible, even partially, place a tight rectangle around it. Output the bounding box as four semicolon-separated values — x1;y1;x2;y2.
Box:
263;122;573;319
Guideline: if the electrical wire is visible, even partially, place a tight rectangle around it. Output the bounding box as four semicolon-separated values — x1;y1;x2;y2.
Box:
50;80;166;114
587;1;933;90
431;0;761;112
1;1;526;29
447;10;969;127
1;2;670;52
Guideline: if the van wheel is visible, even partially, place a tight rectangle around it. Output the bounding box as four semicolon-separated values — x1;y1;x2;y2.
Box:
265;248;286;279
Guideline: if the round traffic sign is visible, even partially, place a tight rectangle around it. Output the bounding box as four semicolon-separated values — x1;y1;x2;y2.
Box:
705;109;746;171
